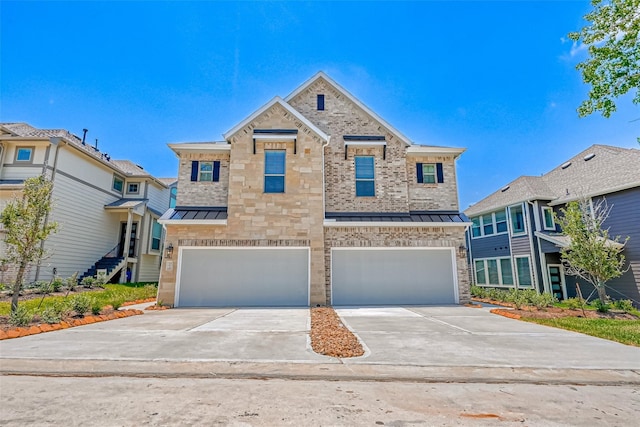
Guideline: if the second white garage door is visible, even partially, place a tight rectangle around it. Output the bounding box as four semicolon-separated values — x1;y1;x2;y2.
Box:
176;247;309;307
331;248;457;305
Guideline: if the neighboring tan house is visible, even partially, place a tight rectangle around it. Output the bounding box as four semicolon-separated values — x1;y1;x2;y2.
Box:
158;72;471;307
0;123;173;285
465;144;640;305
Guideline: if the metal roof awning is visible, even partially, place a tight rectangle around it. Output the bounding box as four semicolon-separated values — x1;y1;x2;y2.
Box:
252;129;299;154
324;211;471;227
159;207;228;225
535;231;626;250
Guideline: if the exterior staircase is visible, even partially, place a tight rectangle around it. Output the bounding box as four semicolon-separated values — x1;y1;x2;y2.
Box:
80;244;127;282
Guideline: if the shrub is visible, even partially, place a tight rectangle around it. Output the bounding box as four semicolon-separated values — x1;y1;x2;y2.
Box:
36;281;52;295
109;293;126;310
81;277;96;288
506;289;528;309
564;297;585;310
66;273;78;291
41;306;62;324
51;277;64;292
94;272;107;288
70;293;92;315
91;300;102;315
592;298;610;313
9;305;33;327
613;299;634;313
531;292;557;310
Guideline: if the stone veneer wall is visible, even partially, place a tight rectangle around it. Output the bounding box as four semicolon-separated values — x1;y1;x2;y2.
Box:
176;152;230;207
287;77;411;213
406;155;460;211
323;225;470;305
159;104;328;306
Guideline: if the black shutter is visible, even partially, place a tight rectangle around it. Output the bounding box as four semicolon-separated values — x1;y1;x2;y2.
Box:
190;161;199;181
416;163;423;183
436;163;444;183
213;161;220;182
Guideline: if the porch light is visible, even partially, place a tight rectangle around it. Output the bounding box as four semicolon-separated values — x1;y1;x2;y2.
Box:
165;243;174;259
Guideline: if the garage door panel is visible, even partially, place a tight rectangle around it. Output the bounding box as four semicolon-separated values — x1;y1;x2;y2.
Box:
178;248;309;307
332;249;456;305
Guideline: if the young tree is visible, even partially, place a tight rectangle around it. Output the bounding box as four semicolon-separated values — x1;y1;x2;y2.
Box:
557;198;629;304
1;175;58;313
568;0;640;118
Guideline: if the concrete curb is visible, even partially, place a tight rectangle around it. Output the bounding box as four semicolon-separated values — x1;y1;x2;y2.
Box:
2;358;639;386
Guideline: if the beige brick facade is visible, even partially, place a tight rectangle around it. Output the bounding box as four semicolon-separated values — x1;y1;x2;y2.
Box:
158;73;469;307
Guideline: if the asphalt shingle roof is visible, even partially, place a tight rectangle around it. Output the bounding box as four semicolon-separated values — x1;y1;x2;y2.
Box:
465;144;640;216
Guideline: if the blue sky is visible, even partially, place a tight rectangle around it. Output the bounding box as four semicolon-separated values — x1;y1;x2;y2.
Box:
1;1;638;210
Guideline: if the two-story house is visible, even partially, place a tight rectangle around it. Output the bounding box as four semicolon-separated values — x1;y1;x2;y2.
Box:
465;145;640;305
157;72;470;307
0;123;173;285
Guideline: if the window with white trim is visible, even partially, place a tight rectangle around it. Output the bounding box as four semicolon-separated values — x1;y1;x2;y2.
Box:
112;175;124;192
150;218;162;251
509;204;526;235
542;206;555;230
474;257;514;286
264;150;285;193
355;156;375;197
470;209;508;238
127;182;140;194
199;162;214;182
515;256;533;287
15;147;33;162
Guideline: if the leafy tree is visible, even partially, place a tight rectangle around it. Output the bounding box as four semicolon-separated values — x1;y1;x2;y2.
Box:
557;198;629;304
568;0;640;118
1;175;58;313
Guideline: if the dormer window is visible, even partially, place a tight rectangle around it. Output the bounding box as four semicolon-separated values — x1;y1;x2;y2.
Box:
15;147;33;162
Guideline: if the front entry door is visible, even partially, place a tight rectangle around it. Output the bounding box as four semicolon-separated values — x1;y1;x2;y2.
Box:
548;265;566;301
119;222;138;257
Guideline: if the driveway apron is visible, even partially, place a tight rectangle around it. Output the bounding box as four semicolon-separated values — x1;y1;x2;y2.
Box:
335;306;640;370
0;308;332;363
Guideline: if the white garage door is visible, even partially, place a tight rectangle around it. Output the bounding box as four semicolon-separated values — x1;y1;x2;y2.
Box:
177;247;309;307
331;248;457;305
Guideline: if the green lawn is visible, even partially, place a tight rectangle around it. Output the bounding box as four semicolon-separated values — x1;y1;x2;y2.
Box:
0;283;157;316
524;317;640;347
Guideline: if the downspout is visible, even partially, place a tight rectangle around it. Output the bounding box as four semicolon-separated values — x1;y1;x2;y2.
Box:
527;200;545;294
0;142;6;178
35;137;62;281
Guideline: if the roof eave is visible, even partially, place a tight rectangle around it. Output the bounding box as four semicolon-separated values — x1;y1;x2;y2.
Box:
548;182;640;206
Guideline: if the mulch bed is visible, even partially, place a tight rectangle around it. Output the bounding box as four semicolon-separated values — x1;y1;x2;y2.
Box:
473;298;638;320
310;307;364;358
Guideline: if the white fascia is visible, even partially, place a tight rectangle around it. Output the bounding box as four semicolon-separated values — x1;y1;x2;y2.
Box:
406;145;466;158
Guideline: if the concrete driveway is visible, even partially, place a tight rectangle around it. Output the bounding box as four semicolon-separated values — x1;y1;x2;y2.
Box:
1;305;639;375
337;306;640;370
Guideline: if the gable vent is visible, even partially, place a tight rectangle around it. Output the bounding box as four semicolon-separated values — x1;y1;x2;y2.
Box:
561;161;571;169
584;153;596;161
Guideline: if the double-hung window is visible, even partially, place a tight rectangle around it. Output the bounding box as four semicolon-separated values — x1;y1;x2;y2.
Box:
509;204;526;235
151;219;162;251
542;207;555;230
355;156;375;197
127;182;140;194
515;256;533;287
264;150;285;193
190;161;220;182
113;176;124;192
416;162;444;184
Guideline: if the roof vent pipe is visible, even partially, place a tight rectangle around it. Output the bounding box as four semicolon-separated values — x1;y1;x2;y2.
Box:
95;138;99;151
82;129;88;145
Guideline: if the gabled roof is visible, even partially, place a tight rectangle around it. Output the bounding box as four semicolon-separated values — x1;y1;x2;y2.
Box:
284;71;412;146
543;145;640;206
222;96;329;142
0;123;169;188
465;144;640;216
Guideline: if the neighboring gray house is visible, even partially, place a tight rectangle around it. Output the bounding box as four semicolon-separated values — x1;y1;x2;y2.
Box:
465;144;640;305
